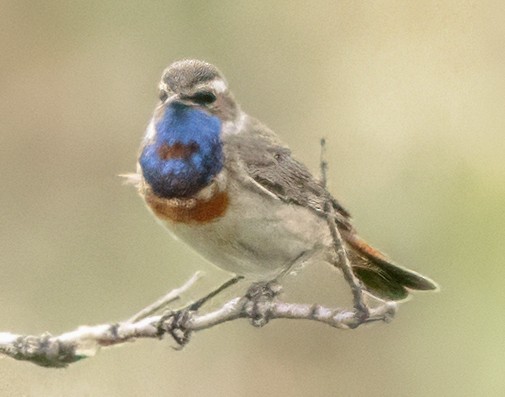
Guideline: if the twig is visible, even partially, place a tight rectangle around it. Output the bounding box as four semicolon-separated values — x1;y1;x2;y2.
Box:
319;138;369;317
319;137;328;188
128;271;203;322
324;201;369;316
0;140;398;368
0;274;397;368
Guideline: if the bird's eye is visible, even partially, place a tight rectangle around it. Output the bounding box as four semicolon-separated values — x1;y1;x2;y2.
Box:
190;91;217;105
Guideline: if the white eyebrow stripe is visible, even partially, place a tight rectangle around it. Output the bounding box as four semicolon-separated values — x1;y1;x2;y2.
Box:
159;81;170;92
210;79;228;93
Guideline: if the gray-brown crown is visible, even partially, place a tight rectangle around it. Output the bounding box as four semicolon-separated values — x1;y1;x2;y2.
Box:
160;59;224;94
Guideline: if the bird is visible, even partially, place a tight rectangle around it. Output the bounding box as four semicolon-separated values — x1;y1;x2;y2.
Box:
126;59;438;302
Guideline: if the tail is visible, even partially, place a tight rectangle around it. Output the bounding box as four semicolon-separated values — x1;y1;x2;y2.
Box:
344;233;438;301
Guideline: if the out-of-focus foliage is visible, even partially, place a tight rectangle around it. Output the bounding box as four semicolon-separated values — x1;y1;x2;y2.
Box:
1;1;504;396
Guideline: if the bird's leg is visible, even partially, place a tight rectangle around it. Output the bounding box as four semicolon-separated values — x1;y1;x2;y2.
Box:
187;275;244;311
158;275;243;347
324;201;369;323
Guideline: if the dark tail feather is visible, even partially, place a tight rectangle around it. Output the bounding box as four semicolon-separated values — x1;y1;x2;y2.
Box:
344;233;438;301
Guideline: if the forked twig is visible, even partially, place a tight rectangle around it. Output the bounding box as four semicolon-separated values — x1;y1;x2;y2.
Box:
0;140;398;368
0;272;397;368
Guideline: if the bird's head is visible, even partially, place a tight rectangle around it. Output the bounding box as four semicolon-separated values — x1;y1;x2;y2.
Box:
156;59;239;123
138;60;238;199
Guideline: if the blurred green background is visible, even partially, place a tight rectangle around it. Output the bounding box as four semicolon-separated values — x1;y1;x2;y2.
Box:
1;1;504;396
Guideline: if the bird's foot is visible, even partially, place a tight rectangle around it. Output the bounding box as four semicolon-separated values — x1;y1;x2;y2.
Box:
245;281;283;327
157;309;193;348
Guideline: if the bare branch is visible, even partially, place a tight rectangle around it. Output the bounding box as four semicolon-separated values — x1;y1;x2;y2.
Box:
0;139;401;368
0;273;397;368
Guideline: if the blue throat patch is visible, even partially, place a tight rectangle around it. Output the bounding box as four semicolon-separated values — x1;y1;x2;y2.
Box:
140;103;223;198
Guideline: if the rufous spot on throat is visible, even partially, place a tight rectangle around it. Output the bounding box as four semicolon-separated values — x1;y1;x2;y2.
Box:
158;141;199;160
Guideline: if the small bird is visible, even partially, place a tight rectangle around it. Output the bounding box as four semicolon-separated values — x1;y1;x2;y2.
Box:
128;59;437;301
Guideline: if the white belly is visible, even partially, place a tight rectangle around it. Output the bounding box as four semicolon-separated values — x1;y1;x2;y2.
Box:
157;181;332;280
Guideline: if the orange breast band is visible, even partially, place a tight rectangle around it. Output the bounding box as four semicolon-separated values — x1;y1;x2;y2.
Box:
145;190;229;224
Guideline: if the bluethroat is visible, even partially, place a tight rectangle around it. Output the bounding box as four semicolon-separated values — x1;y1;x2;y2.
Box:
126;59;438;301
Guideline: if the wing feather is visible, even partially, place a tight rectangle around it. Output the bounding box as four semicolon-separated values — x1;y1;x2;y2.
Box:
223;117;352;231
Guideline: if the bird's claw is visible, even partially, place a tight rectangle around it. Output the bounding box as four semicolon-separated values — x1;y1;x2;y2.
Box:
245;281;282;327
157;309;193;348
